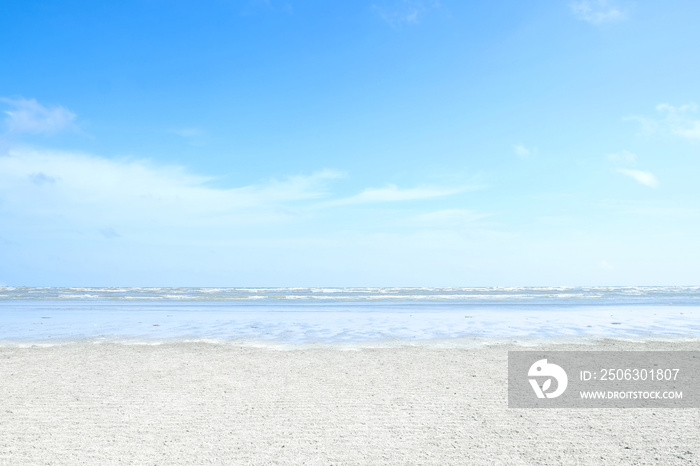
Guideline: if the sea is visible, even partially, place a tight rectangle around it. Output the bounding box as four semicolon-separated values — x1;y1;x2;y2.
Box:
1;286;699;347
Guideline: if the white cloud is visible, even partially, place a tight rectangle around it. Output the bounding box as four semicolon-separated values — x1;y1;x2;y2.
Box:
1;97;76;134
0;147;473;239
628;103;700;140
655;103;700;140
325;184;470;207
570;0;627;24
617;168;658;188
608;151;658;189
169;127;206;138
0;148;341;230
169;127;208;147
513;144;531;158
246;0;293;14
372;0;440;27
607;150;637;164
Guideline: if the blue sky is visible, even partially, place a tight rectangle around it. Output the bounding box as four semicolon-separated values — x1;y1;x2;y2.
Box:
1;0;699;286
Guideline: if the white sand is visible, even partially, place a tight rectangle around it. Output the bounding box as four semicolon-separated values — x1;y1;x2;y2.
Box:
1;340;698;465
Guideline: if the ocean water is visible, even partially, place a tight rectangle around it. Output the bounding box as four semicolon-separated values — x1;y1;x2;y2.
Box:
1;286;699;346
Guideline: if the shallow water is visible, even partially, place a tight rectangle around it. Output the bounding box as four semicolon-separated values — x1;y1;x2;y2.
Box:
1;287;699;345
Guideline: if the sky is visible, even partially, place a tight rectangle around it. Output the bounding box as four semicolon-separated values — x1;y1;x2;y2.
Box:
1;0;699;287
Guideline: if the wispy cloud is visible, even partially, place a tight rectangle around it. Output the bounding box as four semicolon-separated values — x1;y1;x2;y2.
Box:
324;184;470;207
372;0;440;27
608;150;657;188
607;150;637;164
244;0;293;15
513;144;531;159
617;168;658;188
570;0;627;24
0;148;341;230
1;145;474;237
655;103;700;140
628;103;700;140
1;97;77;135
168;127;208;147
169;127;206;138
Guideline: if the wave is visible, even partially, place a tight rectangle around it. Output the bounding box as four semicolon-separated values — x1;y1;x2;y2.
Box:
1;286;700;305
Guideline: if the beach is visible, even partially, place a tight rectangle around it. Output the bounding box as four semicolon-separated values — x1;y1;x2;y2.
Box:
4;0;700;463
2;339;698;465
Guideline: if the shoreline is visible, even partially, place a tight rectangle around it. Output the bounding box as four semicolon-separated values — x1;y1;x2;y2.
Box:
1;333;699;349
2;339;699;465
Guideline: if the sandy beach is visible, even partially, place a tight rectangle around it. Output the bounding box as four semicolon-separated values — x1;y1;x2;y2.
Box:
1;340;698;465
